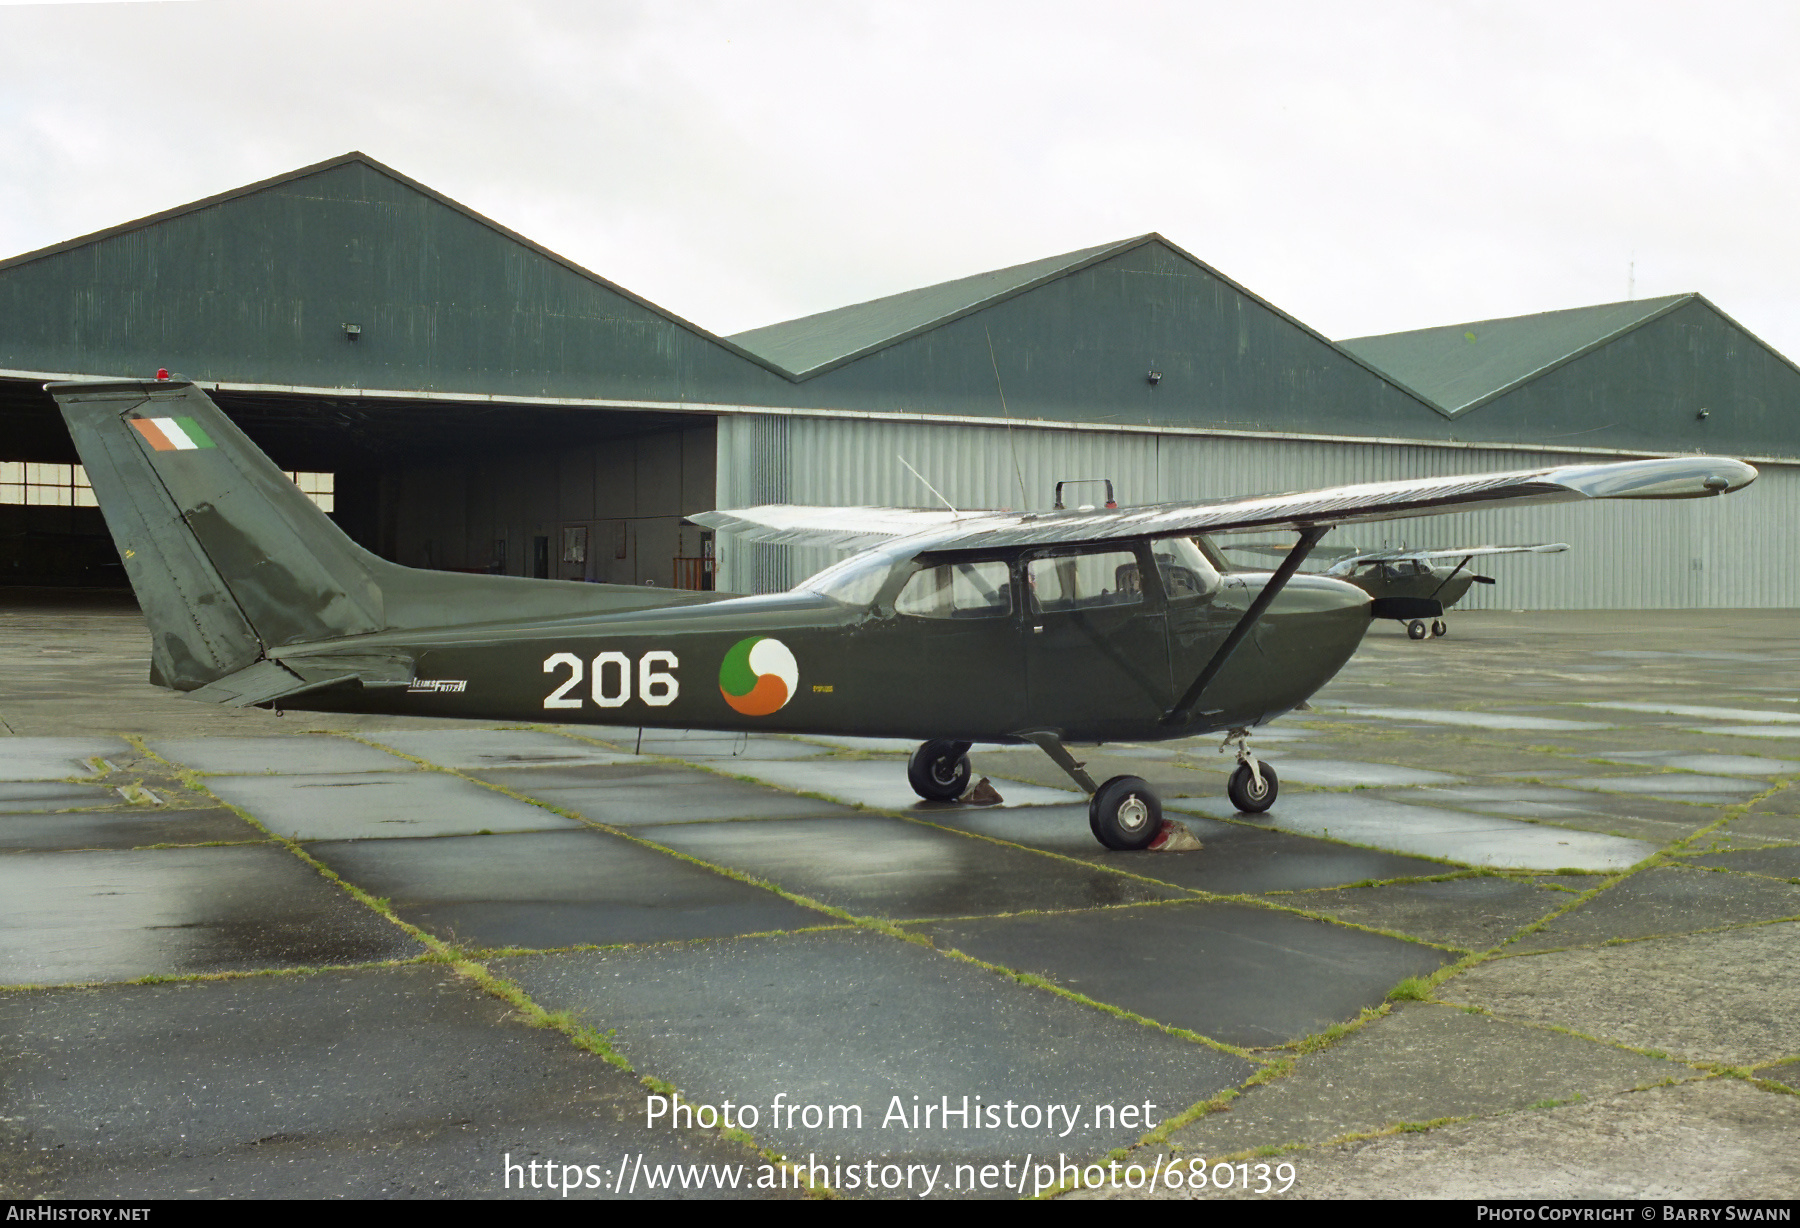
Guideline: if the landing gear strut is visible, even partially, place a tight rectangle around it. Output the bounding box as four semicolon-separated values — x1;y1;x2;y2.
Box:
1017;730;1163;851
907;739;972;801
1221;728;1278;814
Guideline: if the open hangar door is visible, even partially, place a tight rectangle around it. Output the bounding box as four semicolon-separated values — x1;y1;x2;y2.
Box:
0;380;719;592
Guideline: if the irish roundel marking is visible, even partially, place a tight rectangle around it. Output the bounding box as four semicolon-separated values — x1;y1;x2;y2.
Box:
719;636;799;716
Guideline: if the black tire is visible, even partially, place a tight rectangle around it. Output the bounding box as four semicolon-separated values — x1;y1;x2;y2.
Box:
1088;775;1162;850
907;740;972;801
1227;761;1279;813
1431;619;1447;638
1407;619;1428;640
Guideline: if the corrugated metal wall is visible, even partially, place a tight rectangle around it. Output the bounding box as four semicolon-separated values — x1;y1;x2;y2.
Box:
716;413;1798;609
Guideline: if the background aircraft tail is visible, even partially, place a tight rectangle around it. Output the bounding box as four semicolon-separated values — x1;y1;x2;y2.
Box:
53;379;723;691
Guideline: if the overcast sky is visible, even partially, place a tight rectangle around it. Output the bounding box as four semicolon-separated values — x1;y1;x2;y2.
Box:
2;0;1795;355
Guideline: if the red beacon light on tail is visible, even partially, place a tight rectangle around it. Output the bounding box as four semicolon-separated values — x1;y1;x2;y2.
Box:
155;369;170;381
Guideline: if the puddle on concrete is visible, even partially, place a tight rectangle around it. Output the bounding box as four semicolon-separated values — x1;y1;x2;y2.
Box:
309;830;830;949
1579;703;1800;725
1680;726;1800;742
475;764;859;826
1168;794;1656;872
0;845;422;983
0;782;118;813
641;815;1177;918
1256;758;1462;788
150;737;415;776
1562;775;1760;799
726;758;1082;810
0;806;256;852
204;772;583;841
1586;752;1800;777
0;737;133;781
1324;705;1615;732
362;729;634;770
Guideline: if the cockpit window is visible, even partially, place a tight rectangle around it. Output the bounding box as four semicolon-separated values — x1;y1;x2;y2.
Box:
895;560;1013;619
1152;538;1222;601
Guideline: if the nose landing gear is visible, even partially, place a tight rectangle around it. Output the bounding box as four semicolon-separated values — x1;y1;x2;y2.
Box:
1221;727;1278;813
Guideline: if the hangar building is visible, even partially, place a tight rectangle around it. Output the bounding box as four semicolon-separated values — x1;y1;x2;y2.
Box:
1;153;1793;608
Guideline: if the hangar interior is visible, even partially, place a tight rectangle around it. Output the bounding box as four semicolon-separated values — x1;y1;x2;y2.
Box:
0;152;1793;606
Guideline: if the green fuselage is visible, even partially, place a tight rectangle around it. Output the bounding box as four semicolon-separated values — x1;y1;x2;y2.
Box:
279;550;1373;744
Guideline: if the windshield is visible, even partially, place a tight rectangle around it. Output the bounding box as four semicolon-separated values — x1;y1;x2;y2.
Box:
798;548;905;608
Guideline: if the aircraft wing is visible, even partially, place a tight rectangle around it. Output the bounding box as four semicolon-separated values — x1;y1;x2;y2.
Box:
1318;543;1570;575
690;505;992;551
697;456;1756;553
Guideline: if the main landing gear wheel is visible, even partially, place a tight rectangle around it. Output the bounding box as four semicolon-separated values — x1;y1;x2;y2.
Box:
1407;619;1429;640
1228;761;1279;813
1089;775;1163;850
908;739;972;801
1431;619;1447;638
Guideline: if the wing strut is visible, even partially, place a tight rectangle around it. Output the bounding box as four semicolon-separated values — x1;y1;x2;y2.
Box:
1162;525;1332;727
1429;554;1475;600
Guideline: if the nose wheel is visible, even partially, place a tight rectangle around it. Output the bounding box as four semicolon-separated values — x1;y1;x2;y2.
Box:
1221;728;1278;813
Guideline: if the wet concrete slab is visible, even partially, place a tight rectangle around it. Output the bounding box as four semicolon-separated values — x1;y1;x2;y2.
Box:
1686;846;1800;879
1586;751;1800;777
912;903;1451;1048
0;736;132;781
1511;866;1800;952
1560;773;1761;802
1392;786;1720;846
1283;875;1585;951
150;735;416;775
1323;705;1616;732
501;932;1255;1172
1131;1080;1800;1200
205;771;583;841
0;845;422;984
1679;725;1800;741
923;803;1449;895
639;815;1181;918
0;965;773;1199
1169;794;1657;872
587;726;832;760
0;781;118;813
309;830;835;950
1443;921;1800;1065
1161;1002;1693;1159
1579;701;1800;724
728;758;1082;811
1255;758;1461;788
0;805;256;852
363;728;636;769
474;762;862;826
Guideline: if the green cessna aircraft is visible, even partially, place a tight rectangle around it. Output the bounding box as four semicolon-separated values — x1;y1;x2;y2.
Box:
1224;542;1571;639
52;379;1757;851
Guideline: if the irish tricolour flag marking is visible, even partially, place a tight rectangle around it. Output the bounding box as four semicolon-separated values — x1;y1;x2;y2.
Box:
131;416;216;452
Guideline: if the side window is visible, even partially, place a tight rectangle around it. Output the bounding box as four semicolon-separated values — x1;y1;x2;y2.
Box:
895;560;1013;619
1152;538;1221;602
1027;550;1144;614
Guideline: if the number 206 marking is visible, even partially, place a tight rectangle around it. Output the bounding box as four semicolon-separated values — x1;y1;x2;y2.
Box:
543;651;679;710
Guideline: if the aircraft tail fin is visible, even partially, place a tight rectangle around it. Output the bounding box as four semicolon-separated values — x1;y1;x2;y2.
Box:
53;380;387;690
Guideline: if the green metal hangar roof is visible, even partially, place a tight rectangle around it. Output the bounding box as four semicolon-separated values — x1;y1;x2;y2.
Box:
0;151;1792;601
